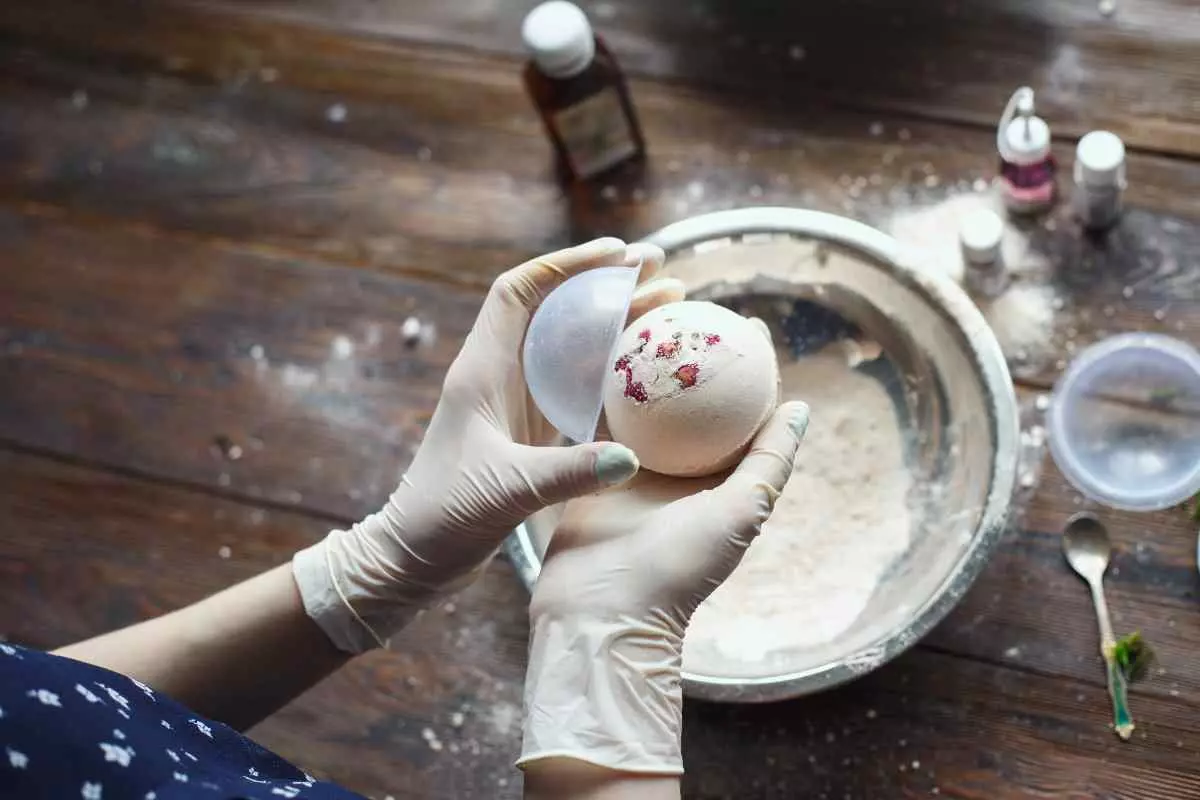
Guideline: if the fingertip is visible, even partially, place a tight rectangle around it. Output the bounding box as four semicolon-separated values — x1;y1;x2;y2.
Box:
582;236;628;255
626;277;687;324
783;400;810;442
631;277;686;305
624;242;666;282
543;236;628;274
595;442;639;486
727;400;808;496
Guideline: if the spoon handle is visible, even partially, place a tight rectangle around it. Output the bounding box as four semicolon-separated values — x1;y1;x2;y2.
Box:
1091;580;1134;740
1104;658;1135;740
1090;580;1117;646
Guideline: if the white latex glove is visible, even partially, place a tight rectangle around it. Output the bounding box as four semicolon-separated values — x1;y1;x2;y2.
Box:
519;400;809;775
294;238;684;653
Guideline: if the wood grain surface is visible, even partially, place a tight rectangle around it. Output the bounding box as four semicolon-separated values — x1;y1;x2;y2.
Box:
5;0;1200;156
3;450;1197;800
0;449;529;798
1;47;1197;392
1;2;1199;798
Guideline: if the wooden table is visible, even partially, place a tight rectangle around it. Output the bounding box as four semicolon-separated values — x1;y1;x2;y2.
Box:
1;1;1198;797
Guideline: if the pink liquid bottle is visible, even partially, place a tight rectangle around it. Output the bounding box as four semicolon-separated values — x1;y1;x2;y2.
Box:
996;87;1056;215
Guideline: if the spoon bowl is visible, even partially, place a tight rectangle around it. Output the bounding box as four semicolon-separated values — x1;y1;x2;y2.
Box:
1062;512;1113;583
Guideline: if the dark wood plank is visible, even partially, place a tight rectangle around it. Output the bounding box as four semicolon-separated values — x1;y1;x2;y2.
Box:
683;648;1200;800
5;0;1200;156
3;198;1195;524
0;49;555;292
950;203;1200;386
2;198;1197;685
3;449;1198;799
0;209;480;519
2;4;1197;798
927;390;1200;704
0;447;529;799
3;43;1200;306
2;132;1197;701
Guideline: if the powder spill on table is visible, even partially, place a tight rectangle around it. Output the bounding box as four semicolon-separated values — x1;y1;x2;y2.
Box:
884;190;1061;366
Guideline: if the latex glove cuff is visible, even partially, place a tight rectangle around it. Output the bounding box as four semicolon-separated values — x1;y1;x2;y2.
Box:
292;505;477;654
518;611;685;776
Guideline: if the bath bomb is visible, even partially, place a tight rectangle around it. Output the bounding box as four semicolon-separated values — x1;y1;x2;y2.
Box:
603;301;779;477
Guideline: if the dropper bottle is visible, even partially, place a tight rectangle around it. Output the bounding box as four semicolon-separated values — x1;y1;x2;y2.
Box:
996;87;1057;215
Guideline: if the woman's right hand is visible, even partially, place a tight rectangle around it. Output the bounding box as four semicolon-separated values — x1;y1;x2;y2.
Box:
519;400;810;778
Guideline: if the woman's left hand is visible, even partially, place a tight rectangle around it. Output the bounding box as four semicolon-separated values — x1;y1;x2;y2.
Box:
294;238;685;652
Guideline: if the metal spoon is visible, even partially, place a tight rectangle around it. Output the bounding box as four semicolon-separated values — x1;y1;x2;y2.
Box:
1062;512;1134;740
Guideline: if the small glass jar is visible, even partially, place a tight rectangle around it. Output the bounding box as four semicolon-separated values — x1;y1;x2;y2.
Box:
522;1;646;182
959;208;1008;298
1073;131;1126;231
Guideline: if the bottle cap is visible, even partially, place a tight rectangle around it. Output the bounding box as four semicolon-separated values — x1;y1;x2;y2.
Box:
1002;115;1051;164
1075;130;1126;186
959;209;1004;265
522;1;596;79
998;87;1052;165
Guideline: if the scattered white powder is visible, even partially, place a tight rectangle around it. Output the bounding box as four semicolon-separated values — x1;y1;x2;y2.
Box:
885;191;1060;364
683;347;913;674
331;335;354;359
979;282;1058;363
886;191;1039;286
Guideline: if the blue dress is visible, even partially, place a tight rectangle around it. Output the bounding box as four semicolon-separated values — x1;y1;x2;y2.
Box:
0;644;365;799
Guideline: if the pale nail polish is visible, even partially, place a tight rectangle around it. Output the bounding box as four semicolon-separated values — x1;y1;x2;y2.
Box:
789;404;810;440
596;444;639;486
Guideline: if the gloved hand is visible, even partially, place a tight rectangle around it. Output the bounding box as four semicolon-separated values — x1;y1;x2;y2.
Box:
519;400;809;775
294;238;684;653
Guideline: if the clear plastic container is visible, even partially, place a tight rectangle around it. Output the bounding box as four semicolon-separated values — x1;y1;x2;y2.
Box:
1048;333;1200;511
522;265;639;443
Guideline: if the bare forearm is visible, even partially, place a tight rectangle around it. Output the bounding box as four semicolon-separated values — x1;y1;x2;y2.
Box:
524;760;680;800
55;563;348;730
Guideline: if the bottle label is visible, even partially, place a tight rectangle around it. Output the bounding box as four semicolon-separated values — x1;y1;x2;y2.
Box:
1073;184;1122;229
554;89;638;178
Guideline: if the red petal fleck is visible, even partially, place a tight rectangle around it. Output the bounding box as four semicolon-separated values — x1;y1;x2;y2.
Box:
614;355;631;372
674;363;700;388
637;328;652;342
704;333;721;346
624;380;648;403
655;340;680;359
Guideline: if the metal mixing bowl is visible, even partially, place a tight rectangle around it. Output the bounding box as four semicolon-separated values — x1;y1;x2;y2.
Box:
505;207;1020;702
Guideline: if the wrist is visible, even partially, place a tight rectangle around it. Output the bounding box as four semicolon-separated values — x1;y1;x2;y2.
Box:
292;514;443;654
519;610;685;776
523;758;681;800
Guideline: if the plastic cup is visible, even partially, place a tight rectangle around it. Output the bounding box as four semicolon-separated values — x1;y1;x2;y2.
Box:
522;265;640;443
1047;333;1200;511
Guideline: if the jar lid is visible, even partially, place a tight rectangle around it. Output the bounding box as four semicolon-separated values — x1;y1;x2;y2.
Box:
522;1;596;79
959;209;1004;265
1075;130;1126;184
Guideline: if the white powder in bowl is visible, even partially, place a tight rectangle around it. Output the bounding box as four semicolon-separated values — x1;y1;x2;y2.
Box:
682;346;913;675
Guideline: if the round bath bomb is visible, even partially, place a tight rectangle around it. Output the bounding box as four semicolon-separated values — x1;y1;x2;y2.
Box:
603;301;779;477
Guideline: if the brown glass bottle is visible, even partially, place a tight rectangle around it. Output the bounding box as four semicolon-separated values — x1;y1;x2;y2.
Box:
521;2;645;183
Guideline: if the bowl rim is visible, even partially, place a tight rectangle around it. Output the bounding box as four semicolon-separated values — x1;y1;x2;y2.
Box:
506;206;1020;702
